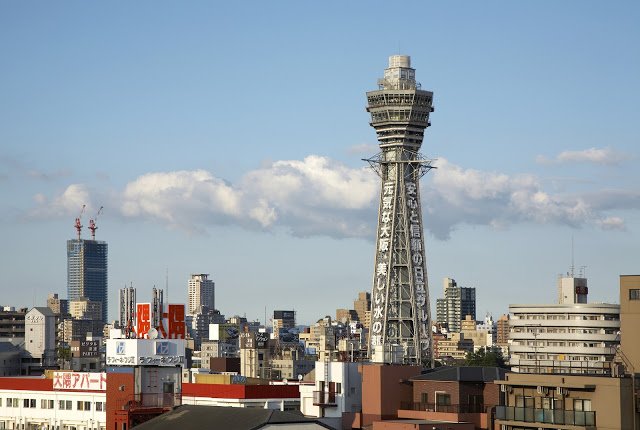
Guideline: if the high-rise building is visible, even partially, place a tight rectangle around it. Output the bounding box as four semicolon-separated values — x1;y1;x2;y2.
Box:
365;55;435;365
187;274;215;316
67;239;108;323
436;277;477;333
353;292;370;328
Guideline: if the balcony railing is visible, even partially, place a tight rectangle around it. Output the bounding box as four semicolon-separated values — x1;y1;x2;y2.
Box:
495;405;595;426
399;402;486;414
312;391;337;407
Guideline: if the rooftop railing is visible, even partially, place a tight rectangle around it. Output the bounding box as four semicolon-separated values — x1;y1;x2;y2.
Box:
399;402;486;414
495;405;595;426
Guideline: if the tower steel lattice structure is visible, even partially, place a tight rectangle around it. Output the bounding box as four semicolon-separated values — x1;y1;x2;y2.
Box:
364;55;435;366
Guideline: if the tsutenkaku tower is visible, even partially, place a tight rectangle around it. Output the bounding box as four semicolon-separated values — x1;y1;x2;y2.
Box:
364;55;435;366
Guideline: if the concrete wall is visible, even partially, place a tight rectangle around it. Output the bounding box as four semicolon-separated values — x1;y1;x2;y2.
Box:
361;364;420;426
620;275;640;373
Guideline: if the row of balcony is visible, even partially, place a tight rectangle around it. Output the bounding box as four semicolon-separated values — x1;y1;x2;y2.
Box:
495;405;595;426
312;391;336;407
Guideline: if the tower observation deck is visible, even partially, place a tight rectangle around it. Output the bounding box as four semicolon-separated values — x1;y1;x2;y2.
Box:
364;55;435;366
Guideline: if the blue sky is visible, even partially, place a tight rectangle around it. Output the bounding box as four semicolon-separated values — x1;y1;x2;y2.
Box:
1;2;639;325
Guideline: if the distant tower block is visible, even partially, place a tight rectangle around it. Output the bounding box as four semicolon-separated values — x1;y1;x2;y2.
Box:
364;55;435;366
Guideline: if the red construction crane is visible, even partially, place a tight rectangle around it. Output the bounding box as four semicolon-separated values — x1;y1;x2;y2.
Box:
74;204;86;240
88;206;104;240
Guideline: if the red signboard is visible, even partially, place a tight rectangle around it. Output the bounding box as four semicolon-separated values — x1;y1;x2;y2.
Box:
136;303;151;338
167;304;185;339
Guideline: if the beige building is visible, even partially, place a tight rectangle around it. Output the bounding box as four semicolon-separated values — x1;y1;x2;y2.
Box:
620;275;640;373
494;372;636;429
46;293;68;316
187;273;215;316
69;297;102;321
437;332;474;361
460;315;492;351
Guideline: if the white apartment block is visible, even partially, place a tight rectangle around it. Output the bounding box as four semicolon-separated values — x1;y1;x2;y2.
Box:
509;302;620;374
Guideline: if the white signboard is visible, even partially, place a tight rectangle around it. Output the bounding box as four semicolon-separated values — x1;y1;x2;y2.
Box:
53;372;107;391
106;338;186;366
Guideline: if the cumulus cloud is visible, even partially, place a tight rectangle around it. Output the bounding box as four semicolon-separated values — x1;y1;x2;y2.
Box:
27;184;92;218
536;147;626;166
27;155;633;240
424;158;598;239
596;216;625;231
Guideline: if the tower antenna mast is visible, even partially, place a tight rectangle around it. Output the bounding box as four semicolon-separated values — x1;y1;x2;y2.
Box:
88;206;104;240
74;204;86;240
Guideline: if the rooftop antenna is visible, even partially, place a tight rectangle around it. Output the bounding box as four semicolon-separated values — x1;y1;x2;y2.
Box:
165;267;169;304
570;235;575;277
74;204;86;240
88;206;103;240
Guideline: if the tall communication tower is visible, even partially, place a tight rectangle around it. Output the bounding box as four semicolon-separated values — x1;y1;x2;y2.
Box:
364;55;435;366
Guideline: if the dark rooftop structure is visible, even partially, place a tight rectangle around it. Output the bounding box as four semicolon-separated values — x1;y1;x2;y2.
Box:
132;404;333;430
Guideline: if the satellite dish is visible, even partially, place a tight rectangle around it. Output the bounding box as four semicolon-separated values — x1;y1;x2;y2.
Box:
298;374;303;381
147;328;159;339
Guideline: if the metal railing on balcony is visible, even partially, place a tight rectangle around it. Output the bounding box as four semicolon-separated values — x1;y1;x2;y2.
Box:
399;402;486;414
495;405;595;426
312;391;337;407
118;393;182;411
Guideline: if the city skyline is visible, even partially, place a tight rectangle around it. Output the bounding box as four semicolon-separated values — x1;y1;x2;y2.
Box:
1;2;639;325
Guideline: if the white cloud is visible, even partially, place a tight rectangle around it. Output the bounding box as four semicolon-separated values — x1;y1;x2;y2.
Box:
596;216;625;231
536;147;626;166
28;184;92;218
27;155;634;239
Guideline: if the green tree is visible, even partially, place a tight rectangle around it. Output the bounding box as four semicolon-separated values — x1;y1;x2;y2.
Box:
463;346;507;368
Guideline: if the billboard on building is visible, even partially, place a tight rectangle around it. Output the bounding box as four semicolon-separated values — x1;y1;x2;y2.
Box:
166;304;186;339
136;303;151;338
75;340;100;358
240;332;270;349
210;323;240;342
106;338;186;366
53;371;107;391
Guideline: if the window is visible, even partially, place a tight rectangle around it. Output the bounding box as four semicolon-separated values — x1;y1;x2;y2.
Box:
630;289;640;300
96;402;104;411
435;392;451;410
77;401;91;411
41;399;54;409
59;400;73;410
574;399;592;411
